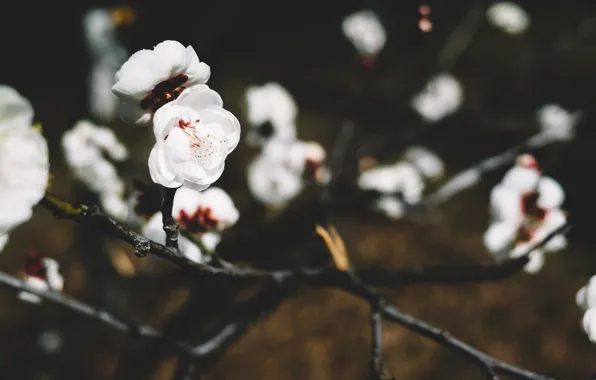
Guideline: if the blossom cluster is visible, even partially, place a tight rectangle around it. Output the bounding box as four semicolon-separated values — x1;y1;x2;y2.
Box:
483;154;567;273
244;83;329;208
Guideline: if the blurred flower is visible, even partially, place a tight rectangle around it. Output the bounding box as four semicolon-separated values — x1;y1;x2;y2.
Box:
577;275;596;311
149;85;241;191
83;8;129;123
403;146;444;181
112;40;211;125
486;1;529;35
410;73;463;122
0;86;49;250
247;139;328;207
483;154;567;273
244;82;297;147
537;104;581;143
358;162;424;220
62;119;129;221
141;186;238;263
18;252;63;304
582;308;596;342
342;10;387;62
357;147;443;220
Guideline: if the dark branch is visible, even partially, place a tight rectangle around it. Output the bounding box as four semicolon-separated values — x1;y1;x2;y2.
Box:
161;186;179;250
37;192;566;380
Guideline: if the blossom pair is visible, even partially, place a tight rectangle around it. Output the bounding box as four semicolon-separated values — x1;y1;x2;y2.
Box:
111;40;241;191
357;146;444;220
483;154;567;273
243;83;328;207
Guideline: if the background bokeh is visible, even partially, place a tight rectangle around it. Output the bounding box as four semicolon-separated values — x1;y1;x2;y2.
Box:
1;0;596;379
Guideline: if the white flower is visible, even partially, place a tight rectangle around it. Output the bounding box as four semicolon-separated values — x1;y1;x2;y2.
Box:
149;85;241;191
486;1;530;35
244;82;297;147
483;155;567;273
358;162;425;220
537;104;581;143
141;186;238;263
247;140;327;207
342;10;387;57
112;40;211;125
62;119;129;221
576;276;596;311
18;255;63;304
0;86;49;247
83;8;129;123
403;146;444;181
582;308;596;342
411;73;463;122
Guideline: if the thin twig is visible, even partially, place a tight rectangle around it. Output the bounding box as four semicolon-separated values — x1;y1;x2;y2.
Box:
161;186;179;250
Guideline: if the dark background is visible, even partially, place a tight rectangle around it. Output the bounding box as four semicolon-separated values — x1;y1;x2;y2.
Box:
0;0;595;379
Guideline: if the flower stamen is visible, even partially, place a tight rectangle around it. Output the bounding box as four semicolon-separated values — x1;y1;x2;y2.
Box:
140;74;189;111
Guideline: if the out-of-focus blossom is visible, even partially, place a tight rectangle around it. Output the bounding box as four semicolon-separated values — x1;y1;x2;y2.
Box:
483;154;567;273
358;162;424;220
358;147;444;220
582;308;596;342
244;82;297;147
403;146;444;181
342;10;387;60
18;252;63;304
62;119;129;221
112;40;211;125
247;139;328;207
141;186;239;263
83;8;130;123
577;276;596;343
577;275;596;311
537;104;581;143
486;1;530;35
0;86;49;250
411;73;463;122
149;85;241;191
38;329;64;355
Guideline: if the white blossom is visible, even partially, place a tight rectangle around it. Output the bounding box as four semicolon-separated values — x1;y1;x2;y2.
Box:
582;308;596;342
537;104;581;143
62;119;129;221
141;186;238;263
247;139;328;207
18;256;63;304
112;40;211;125
342;10;387;57
83;8;129;123
404;146;444;181
483;154;567;273
244;82;297;147
486;1;530;35
411;73;463;122
0;86;49;249
576;276;596;311
149;85;241;191
358;161;425;220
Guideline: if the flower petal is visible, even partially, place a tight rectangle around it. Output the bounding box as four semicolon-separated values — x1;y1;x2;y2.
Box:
118;101;152;125
184;46;211;85
176;85;223;111
148;145;182;187
201;107;241;152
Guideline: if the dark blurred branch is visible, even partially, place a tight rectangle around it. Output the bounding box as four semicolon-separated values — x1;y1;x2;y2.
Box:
38;191;565;380
161;186;179;250
438;1;487;71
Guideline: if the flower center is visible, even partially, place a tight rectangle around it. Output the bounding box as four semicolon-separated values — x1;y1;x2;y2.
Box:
25;251;46;279
178;206;219;233
140;74;188;112
516;191;548;242
257;121;274;138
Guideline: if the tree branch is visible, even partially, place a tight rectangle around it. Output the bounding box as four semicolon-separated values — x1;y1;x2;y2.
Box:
161;186;179;250
37;192;566;380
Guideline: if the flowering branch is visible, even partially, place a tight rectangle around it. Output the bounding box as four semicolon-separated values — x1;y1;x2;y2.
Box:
161;186;179;250
38;191;563;380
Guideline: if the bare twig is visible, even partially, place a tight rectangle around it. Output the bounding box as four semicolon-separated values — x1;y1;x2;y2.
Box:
161;186;179;250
